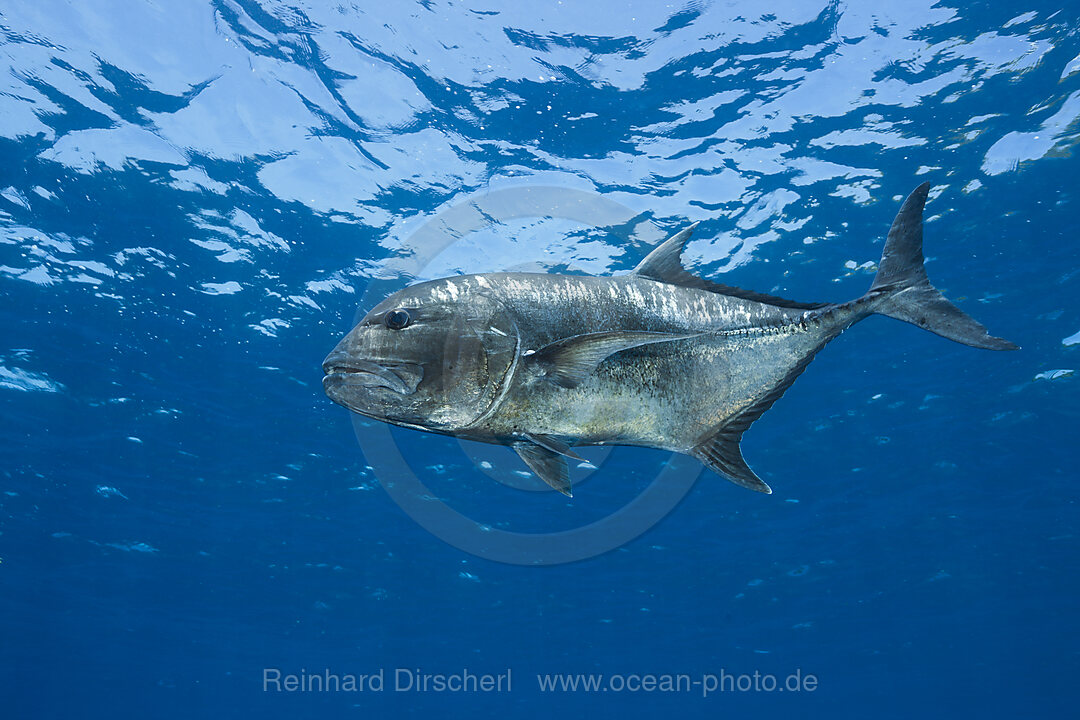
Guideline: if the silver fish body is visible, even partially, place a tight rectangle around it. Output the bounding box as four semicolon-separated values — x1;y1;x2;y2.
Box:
324;184;1016;496
441;273;837;447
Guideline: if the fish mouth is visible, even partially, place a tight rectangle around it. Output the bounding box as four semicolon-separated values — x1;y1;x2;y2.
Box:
322;356;424;396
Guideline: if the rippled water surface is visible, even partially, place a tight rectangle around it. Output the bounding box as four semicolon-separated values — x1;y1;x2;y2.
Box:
2;1;1078;717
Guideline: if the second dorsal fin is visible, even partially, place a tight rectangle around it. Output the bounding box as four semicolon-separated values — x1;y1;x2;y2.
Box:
632;223;829;310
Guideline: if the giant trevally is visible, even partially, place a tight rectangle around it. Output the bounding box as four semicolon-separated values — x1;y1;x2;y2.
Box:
323;183;1016;496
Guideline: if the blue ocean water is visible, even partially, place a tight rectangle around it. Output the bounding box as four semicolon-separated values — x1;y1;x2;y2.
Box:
1;0;1078;716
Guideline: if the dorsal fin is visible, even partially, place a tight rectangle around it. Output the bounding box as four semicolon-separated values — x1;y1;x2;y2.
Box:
633;223;829;310
692;344;824;493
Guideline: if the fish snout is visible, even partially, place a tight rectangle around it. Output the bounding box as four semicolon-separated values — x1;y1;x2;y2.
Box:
322;350;351;376
322;352;424;396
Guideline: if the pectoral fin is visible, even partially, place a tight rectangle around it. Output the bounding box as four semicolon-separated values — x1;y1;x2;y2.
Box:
514;441;572;496
529;330;697;388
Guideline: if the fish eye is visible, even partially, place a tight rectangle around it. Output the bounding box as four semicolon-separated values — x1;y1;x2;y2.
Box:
384;309;411;330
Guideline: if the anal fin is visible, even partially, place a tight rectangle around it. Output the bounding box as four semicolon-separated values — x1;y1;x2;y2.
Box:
692;429;771;494
693;344;825;494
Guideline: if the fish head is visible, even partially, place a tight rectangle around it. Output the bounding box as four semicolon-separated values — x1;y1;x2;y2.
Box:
322;277;519;432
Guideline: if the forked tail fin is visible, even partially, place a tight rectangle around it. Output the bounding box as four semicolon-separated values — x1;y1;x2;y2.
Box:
869;182;1018;351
